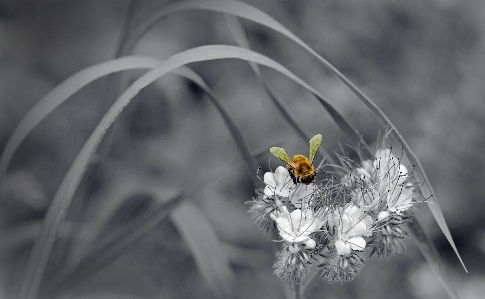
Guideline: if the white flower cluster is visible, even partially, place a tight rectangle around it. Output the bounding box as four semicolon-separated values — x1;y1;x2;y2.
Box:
248;145;421;284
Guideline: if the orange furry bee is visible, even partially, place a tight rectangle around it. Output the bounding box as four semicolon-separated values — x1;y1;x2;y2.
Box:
270;134;322;185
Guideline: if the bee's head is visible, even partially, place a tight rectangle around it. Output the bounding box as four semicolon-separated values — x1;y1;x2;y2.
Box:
300;173;315;185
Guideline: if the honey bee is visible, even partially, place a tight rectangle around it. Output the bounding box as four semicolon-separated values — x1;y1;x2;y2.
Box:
270;134;322;185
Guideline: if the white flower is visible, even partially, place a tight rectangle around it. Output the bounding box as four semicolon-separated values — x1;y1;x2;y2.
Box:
275;208;322;243
386;186;414;214
373;149;413;214
351;149;411;213
264;166;292;197
288;183;316;208
335;204;373;256
374;149;408;189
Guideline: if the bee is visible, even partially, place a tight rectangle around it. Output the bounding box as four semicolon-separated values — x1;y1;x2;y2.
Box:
270;134;322;185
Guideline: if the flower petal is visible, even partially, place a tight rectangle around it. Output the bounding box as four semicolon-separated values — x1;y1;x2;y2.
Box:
345;204;361;216
276;217;292;232
264;185;275;196
313;217;323;230
276;188;288;197
293;235;311;243
289;184;315;208
396;188;413;205
289;209;303;226
356;167;371;181
377;210;390;221
349;237;366;251
347;222;370;238
397;164;408;184
264;168;293;197
297;220;315;235
362;160;373;175
302;238;316;249
274;166;290;185
340;213;352;232
278;230;294;243
335;239;352;256
360;215;374;234
264;171;277;187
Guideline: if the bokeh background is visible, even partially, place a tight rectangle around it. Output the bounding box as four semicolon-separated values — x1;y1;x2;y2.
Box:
1;0;484;298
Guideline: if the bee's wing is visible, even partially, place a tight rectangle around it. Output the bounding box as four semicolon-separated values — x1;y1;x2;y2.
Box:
309;134;322;162
270;147;296;167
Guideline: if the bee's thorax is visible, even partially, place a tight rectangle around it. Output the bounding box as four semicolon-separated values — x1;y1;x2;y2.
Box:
287;154;316;185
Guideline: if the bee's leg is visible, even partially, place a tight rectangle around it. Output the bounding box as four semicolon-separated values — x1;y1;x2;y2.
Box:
289;172;297;184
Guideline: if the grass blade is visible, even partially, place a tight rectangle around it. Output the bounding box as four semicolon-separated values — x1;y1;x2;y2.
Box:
47;186;183;297
119;0;306;58
223;14;338;166
122;0;464;272
172;67;260;186
119;0;370;154
171;202;236;299
0;56;164;186
408;218;462;299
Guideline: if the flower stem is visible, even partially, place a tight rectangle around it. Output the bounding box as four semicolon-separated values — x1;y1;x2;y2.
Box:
294;283;302;299
302;266;321;293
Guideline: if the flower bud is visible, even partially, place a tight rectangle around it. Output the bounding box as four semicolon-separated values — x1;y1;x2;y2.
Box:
289;243;300;254
378;210;390;221
302;239;316;250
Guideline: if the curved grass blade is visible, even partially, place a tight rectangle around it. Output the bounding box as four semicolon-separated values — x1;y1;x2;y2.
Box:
123;0;464;273
223;14;338;166
118;0;370;156
119;0;308;58
173;67;260;186
171;202;236;299
408;218;462;299
178;46;365;155
47;188;184;297
0;55;259;189
113;0;138;58
19;45;372;299
0;56;164;186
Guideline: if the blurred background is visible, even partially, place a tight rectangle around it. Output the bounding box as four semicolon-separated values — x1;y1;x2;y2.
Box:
0;0;484;298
